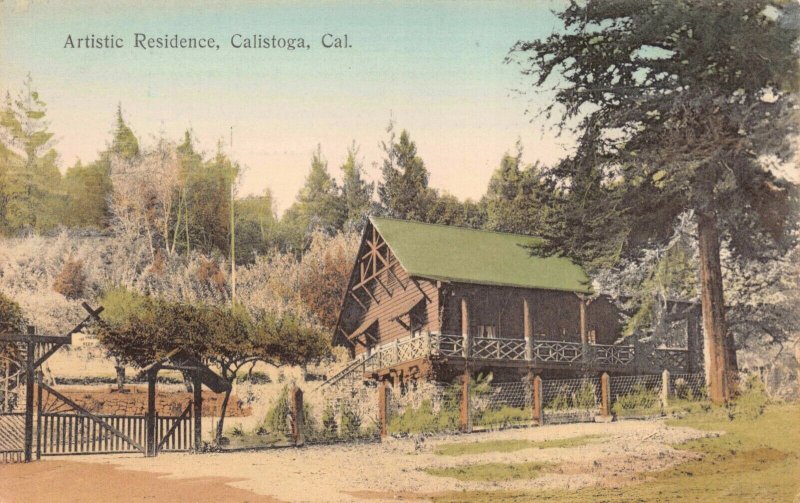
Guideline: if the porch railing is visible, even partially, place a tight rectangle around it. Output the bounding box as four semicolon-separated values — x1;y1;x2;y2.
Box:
325;332;690;387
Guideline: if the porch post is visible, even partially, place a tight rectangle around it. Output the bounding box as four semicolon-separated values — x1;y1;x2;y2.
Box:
523;297;533;362
193;371;203;452
146;367;157;457
579;296;589;362
461;297;471;359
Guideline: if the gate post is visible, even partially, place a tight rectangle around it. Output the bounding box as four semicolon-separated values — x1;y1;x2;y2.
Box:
146;367;157;457
36;373;42;460
24;328;34;462
661;369;670;411
459;369;471;433
193;371;203;452
600;373;611;418
531;375;543;426
290;387;305;446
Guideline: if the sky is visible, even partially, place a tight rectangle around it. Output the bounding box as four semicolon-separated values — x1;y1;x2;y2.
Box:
0;0;572;212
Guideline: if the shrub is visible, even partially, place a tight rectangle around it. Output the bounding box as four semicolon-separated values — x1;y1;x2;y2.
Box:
52;257;86;299
339;400;362;439
388;398;460;435
475;405;530;427
263;386;292;436
573;381;597;409
321;403;338;438
727;374;769;420
612;384;660;417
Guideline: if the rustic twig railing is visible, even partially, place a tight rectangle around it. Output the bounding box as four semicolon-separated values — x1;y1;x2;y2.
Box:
326;332;693;387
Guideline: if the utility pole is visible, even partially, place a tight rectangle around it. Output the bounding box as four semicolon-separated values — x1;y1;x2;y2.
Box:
229;126;236;306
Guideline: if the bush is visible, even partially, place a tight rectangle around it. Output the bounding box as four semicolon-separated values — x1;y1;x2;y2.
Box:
339;400;362;439
236;371;271;385
726;374;769;420
388;398;460;435
475;405;530;427
612;384;661;417
52;257;86;299
573;381;597;409
263;386;292;436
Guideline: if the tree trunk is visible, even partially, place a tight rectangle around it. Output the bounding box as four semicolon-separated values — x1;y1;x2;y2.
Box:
215;386;232;444
114;362;126;391
697;211;736;403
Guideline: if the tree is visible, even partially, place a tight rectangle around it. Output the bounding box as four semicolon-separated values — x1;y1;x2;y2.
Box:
62;159;113;229
378;125;436;221
483;144;552;234
339;142;374;231
0;75;64;234
96;289;329;443
0;291;25;332
281;145;347;252
510;0;800;402
235;190;278;263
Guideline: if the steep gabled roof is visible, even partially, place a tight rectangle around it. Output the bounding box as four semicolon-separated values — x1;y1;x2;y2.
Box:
370;217;592;294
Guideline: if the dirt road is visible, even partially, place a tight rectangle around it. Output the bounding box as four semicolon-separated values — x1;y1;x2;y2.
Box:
0;419;708;503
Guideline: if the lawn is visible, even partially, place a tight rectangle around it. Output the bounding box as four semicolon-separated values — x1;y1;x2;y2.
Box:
431;398;799;502
434;434;604;456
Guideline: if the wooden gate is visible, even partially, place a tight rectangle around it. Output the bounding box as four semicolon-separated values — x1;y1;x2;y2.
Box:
38;383;193;456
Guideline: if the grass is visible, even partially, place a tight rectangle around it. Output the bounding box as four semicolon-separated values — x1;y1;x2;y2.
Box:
430;395;799;502
424;461;551;482
435;434;604;456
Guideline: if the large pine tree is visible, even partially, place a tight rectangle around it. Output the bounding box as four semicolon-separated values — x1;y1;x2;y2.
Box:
510;0;800;402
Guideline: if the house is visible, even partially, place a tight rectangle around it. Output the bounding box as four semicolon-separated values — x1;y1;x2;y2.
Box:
328;217;703;387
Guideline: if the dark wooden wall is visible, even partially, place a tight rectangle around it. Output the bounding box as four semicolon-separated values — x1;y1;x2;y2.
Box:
439;284;624;344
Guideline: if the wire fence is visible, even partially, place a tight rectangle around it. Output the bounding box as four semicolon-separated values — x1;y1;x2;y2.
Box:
387;381;461;435
274;372;710;445
609;374;663;418
542;377;601;424
471;380;531;430
305;384;381;444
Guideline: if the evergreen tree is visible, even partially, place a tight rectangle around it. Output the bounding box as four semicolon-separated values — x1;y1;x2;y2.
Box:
483;143;552;234
339;142;374;231
0;75;64;234
111;103;139;161
510;0;800;402
281;145;347;251
377;125;436;221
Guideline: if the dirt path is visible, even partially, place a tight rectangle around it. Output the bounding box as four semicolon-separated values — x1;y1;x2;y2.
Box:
0;458;282;503
0;420;709;503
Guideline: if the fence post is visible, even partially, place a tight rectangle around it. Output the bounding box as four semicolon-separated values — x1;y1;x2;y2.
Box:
378;380;388;438
599;372;610;418
460;369;472;433
23;328;34;463
531;375;543;426
193;371;202;452
661;369;670;411
146;367;157;457
291;387;305;446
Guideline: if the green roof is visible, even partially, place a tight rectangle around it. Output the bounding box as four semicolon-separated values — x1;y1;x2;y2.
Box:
371;217;592;294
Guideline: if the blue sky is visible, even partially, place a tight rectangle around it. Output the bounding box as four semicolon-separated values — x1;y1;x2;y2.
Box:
0;0;570;211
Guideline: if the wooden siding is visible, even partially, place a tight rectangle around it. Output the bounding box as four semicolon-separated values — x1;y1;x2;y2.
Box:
341;257;439;357
440;284;623;344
